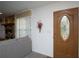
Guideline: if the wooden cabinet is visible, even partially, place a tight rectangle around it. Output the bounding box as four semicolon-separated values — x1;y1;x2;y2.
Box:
1;15;15;40
5;15;15;24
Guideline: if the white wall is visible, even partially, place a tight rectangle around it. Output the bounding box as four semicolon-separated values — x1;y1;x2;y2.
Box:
31;1;79;57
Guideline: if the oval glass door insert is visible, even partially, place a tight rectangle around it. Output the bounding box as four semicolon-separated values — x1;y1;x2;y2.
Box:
60;16;70;41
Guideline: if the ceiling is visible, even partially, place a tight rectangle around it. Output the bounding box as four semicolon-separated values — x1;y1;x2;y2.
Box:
0;1;55;18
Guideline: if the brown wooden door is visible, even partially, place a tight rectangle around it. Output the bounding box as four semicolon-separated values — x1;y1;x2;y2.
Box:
54;8;78;58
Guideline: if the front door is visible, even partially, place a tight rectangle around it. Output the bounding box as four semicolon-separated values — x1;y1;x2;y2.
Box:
54;8;78;58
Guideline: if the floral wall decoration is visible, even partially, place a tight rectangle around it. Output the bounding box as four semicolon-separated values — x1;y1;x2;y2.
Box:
37;20;43;32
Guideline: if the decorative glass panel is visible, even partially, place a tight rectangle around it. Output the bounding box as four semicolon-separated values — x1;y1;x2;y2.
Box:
60;16;70;41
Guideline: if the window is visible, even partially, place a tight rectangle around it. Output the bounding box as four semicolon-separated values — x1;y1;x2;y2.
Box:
60;16;70;41
15;16;31;38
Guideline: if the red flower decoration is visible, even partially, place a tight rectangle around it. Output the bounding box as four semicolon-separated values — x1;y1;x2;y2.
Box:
37;21;43;32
